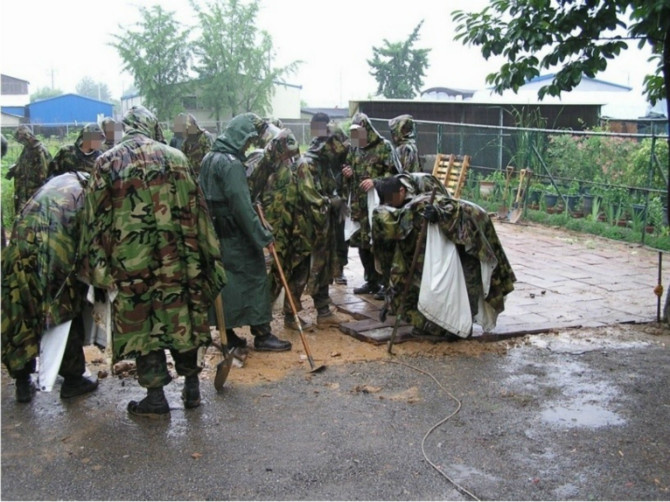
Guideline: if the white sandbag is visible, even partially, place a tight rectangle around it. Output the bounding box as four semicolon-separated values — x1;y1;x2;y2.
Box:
418;224;472;338
38;321;72;392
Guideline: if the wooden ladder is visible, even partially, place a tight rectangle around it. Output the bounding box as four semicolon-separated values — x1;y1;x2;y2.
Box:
431;154;471;198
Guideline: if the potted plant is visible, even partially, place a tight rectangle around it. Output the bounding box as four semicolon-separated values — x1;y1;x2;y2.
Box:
477;172;496;199
543;183;560;211
564;180;582;214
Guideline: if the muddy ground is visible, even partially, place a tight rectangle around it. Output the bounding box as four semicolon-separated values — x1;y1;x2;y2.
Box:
2;319;669;501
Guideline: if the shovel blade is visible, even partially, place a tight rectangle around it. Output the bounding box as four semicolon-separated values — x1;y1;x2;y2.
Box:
214;353;233;392
509;208;523;224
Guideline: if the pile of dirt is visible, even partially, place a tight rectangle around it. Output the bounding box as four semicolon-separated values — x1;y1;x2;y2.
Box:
85;312;668;387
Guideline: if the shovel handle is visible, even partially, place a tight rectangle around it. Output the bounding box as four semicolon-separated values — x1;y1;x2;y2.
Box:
255;203;318;369
214;294;228;348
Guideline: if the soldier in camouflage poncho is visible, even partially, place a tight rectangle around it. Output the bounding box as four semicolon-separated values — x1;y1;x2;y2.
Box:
47;123;105;179
5;125;52;215
100;117;122;152
1;172;99;402
341;113;401;295
199;112;292;353
257;129;317;328
389;114;421;173
372;174;516;339
181;114;215;177
78;105;226;417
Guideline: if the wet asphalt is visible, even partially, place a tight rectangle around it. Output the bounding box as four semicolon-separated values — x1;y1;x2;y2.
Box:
2;324;669;501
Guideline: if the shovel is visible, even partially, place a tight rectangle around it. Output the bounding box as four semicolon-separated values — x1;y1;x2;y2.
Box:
509;169;531;224
255;204;325;373
497;166;515;218
507;169;526;223
213;294;234;392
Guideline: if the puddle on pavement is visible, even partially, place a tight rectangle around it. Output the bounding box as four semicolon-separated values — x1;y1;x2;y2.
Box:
541;401;624;428
506;337;627;430
526;331;651;354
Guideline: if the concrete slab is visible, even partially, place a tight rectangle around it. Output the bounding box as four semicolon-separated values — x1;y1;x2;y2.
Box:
333;221;666;342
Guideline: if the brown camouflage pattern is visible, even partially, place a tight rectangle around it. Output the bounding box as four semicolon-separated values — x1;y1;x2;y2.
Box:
1;172;89;375
77;106;226;361
372;176;516;337
389;114;421;173
7;126;51;214
181;114;215;176
343;113;400;250
47;123;105;178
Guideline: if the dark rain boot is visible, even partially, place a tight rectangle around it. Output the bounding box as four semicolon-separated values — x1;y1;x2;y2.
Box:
252;324;292;352
181;375;201;409
226;329;248;349
127;387;170;418
60;375;99;399
15;374;36;403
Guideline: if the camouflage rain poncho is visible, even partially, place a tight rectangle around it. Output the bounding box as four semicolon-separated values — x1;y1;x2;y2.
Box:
343;113;400;250
301;125;351;293
372;174;516;336
198;113;274;328
389;114;421;173
7;125;52;215
47;123;105;178
181;114;215;177
1;172;89;376
261;129;327;300
77;106;226;361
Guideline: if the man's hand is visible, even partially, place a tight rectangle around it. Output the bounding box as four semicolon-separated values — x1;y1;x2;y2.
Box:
342;165;353;178
359;178;374;192
267;241;275;254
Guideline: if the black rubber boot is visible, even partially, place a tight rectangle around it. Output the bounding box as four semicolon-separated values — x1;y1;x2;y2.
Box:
60;375;99;399
181;375;201;409
15;375;36;403
128;387;170;418
353;282;380;295
226;329;248;349
251;325;292;352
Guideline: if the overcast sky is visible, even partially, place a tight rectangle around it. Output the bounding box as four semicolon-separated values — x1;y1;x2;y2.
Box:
0;0;656;107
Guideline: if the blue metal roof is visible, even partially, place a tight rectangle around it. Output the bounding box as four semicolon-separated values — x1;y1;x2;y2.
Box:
28;93;113;125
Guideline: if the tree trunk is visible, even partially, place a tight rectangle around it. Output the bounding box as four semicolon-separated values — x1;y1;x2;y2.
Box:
663;25;670;325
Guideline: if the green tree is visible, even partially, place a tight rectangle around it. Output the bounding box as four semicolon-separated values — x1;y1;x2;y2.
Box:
111;5;192;121
75;76;112;102
367;20;431;99
453;0;670;320
30;87;64;102
191;0;300;130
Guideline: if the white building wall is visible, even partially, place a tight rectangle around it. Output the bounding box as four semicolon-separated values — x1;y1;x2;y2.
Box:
269;83;301;120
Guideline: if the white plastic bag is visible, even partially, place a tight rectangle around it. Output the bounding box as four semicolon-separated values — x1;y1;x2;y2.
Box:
38;321;72;392
418;224;472;338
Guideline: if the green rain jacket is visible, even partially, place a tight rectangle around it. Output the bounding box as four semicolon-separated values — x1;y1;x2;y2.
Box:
199;113;274;328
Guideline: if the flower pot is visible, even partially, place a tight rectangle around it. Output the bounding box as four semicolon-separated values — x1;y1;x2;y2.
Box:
565;194;581;212
479;180;495;199
544;193;558;209
582;194;594;214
